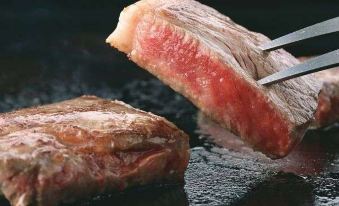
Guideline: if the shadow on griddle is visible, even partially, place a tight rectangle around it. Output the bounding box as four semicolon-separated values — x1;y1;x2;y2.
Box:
0;183;187;206
0;184;187;206
233;173;314;206
194;112;339;205
0;197;10;206
74;184;188;206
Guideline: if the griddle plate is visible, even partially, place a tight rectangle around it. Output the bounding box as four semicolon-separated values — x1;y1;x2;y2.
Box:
0;79;339;206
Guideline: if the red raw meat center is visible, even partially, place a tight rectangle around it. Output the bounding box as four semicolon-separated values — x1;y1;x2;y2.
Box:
135;18;290;156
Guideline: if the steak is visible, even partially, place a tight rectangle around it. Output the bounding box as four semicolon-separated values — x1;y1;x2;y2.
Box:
299;57;339;128
0;96;189;206
106;0;320;158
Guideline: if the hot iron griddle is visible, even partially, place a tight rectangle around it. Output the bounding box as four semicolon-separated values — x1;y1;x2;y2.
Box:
1;1;339;205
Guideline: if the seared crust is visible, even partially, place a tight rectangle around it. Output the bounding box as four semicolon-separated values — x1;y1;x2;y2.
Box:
0;96;190;206
299;57;339;128
314;69;339;127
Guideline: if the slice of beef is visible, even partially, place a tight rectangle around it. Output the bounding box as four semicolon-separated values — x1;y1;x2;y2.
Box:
0;96;190;206
299;57;339;128
106;0;320;158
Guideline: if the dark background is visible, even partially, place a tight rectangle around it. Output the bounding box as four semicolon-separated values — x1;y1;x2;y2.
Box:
1;1;339;206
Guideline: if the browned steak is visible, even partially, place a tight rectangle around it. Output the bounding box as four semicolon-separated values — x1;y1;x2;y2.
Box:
315;68;339;127
106;0;320;158
0;96;190;206
299;57;339;128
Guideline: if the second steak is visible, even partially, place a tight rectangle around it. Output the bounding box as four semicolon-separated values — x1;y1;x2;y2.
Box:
0;96;189;206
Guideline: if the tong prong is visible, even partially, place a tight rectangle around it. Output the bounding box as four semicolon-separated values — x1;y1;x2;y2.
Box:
261;17;339;52
258;49;339;86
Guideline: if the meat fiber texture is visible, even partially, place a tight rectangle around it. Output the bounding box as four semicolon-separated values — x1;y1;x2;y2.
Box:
106;0;321;158
315;68;339;127
0;96;189;206
299;57;339;128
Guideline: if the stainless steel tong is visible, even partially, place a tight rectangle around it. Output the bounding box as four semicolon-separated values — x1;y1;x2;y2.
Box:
258;17;339;86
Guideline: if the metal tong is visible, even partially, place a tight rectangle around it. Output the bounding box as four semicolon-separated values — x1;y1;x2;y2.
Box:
258;17;339;86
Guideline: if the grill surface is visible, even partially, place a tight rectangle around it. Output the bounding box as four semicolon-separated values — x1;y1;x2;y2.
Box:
1;1;339;205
